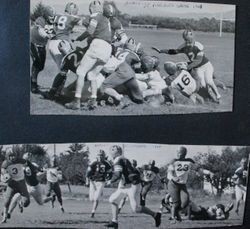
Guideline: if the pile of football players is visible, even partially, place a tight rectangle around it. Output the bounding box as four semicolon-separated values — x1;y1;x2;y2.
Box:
30;1;225;111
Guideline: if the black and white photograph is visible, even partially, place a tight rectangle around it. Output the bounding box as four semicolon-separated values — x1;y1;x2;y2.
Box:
0;143;249;228
30;0;236;115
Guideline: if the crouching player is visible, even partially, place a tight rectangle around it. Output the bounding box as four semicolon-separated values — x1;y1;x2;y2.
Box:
7;153;55;216
86;150;112;218
105;145;161;228
0;149;30;223
163;61;204;104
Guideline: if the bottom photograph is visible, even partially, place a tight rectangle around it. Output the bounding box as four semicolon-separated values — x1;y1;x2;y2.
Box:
0;143;249;228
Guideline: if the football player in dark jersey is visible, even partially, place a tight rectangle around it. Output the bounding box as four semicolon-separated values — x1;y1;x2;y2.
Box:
152;29;221;103
167;146;195;223
233;157;248;214
0;148;30;223
105;145;161;228
65;1;113;110
30;6;55;93
86;150;112;218
7;153;55;216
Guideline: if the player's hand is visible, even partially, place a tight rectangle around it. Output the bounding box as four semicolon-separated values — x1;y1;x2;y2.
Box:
172;177;180;183
151;46;161;53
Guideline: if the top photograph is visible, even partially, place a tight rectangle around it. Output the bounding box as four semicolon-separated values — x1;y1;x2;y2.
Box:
30;0;236;115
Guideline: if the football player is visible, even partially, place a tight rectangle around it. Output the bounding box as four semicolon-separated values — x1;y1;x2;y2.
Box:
43;2;81;99
99;38;144;106
7;153;55;217
30;5;55;93
140;160;161;207
136;56;168;99
0;148;30;223
44;157;64;212
105;145;161;228
167;146;195;223
163;61;204;104
86;150;112;218
232;157;248;214
152;29;221;103
65;1;113;110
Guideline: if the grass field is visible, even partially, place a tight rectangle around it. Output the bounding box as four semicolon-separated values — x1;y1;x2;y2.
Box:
30;28;235;115
0;185;244;228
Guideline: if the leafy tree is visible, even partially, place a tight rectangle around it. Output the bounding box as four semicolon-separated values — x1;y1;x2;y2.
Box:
58;143;90;185
30;1;48;22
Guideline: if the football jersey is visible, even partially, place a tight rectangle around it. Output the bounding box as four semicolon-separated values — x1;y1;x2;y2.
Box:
171;70;197;96
30;17;50;46
110;17;124;41
113;156;141;185
178;41;209;68
46;168;60;183
87;160;112;182
168;158;194;184
141;165;159;182
89;13;112;43
147;70;167;89
53;14;80;41
234;167;248;186
1;159;26;181
24;163;39;186
115;49;140;67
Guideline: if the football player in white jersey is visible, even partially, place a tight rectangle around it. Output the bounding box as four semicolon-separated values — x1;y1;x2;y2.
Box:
164;61;204;104
167;146;195;223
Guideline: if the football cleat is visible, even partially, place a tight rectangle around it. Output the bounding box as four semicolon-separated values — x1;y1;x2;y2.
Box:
31;81;40;94
154;212;161;227
41;91;56;101
65;98;81;110
105;221;118;228
91;212;95;218
87;98;98;110
60;206;65;213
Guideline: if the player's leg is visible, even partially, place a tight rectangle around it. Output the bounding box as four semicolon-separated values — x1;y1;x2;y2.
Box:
30;43;46;93
33;184;52;205
91;182;105;217
1;186;15;223
127;184;162;227
235;185;242;214
18;180;30;209
168;180;181;222
8;193;21;216
48;40;64;69
53;182;64;212
107;188;123;227
118;196;128;213
204;62;221;100
140;182;152;206
124;78;144;104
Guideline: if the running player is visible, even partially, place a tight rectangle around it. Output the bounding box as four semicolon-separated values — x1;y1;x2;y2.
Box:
152;29;221;102
0;148;30;223
167;146;195;223
232;157;248;214
65;1;113;110
44;157;64;212
105;145;161;228
140;160;161;206
30;6;55;93
7;153;55;216
86;150;112;218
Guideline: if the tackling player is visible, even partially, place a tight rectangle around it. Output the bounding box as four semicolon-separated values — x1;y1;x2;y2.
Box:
65;1;113;110
99;38;144;106
44;157;64;212
140;160;161;207
0;148;30;223
232;157;248;214
105;145;161;228
167;146;195;223
152;29;221;103
86;150;112;218
7;153;55;216
30;6;55;93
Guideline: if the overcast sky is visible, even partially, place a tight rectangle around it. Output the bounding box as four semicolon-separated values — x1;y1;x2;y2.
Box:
31;0;235;18
2;143;240;167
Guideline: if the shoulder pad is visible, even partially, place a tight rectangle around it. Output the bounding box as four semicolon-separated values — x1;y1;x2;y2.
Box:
194;41;204;51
